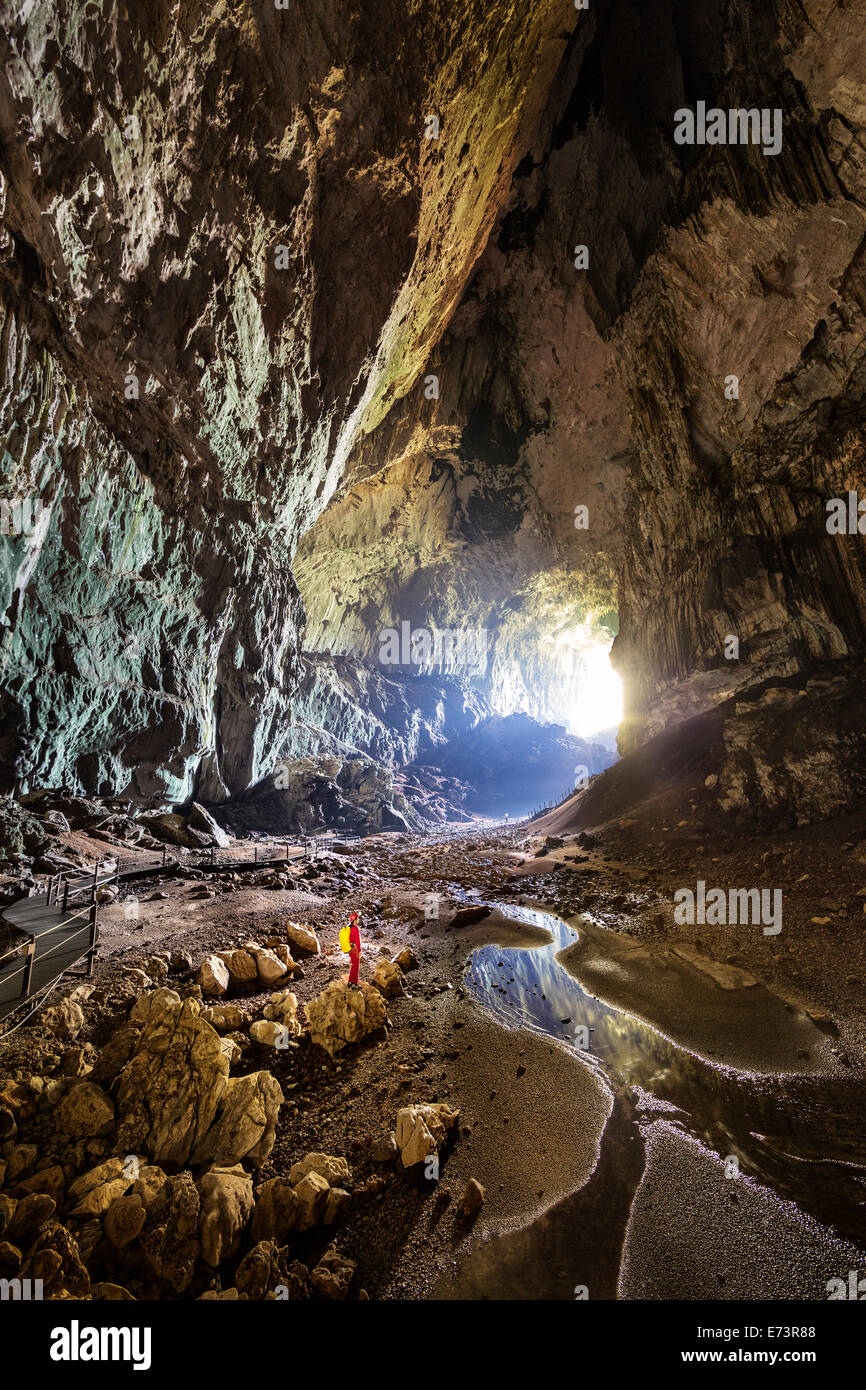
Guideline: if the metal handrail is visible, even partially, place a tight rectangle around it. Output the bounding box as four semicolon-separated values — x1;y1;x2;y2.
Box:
1;830;353;1017
0;938;29;967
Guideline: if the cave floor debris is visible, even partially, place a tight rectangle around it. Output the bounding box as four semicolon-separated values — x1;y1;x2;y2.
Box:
2;816;866;1299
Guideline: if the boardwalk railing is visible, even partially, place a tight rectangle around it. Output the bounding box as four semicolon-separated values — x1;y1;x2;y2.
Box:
520;783;582;824
0;828;365;1027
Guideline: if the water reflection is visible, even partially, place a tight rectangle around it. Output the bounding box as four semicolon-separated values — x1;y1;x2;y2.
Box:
465;904;866;1246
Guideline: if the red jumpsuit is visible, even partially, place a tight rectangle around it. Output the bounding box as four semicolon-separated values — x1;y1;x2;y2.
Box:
348;921;361;985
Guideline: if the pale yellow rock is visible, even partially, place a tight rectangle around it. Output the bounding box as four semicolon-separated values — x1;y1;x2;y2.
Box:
198;955;230;997
57;1082;115;1139
396;1103;460;1169
196;1164;254;1267
304;979;386;1058
193;1071;283;1168
251;1178;299;1244
289;1152;351;1187
292;1170;330;1230
115;990;229;1167
310;1244;356;1299
262;989;301;1034
201;1003;245;1033
104;1193;146;1248
285;920;320;955
323;1188;351;1227
371;958;403;998
42;998;86;1040
249;1019;292;1048
217;950;258;987
251;948;288;986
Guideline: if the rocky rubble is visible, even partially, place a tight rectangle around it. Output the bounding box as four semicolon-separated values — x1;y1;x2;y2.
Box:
0;974;381;1297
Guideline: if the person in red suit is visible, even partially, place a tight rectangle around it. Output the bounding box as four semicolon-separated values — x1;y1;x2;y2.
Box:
348;911;362;988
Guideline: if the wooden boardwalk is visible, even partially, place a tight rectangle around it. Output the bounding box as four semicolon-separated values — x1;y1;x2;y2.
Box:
0;832;355;1024
0;873;109;1020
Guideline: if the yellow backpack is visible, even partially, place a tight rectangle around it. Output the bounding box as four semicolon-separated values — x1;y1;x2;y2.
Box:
339;924;352;953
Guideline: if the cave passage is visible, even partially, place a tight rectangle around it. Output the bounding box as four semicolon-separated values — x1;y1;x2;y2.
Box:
1;0;866;1342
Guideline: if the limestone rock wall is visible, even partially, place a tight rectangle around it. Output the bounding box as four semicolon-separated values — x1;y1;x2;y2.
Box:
0;0;575;797
2;0;866;818
298;0;866;775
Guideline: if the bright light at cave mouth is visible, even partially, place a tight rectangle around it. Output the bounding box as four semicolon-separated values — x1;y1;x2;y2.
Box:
576;643;623;737
555;628;623;738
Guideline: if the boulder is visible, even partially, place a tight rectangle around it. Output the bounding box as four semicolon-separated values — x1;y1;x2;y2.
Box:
284;920;320;955
459;1177;485;1221
196;1165;254;1267
371;958;403;998
251;1178;299;1245
216;949;258;988
42;997;85;1040
7;1192;56;1243
396;1103;460;1169
293;1170;330;1231
262;989;301;1034
137;812;199;848
310;1245;356;1300
288;1153;351;1188
198;955;230;997
249;1020;293;1048
0;1080;34;1119
90;1021;143;1087
235;1241;309;1301
323;1188;351;1227
57;1082;115;1139
5;1142;36;1180
192;1070;283;1168
104;1193;147;1248
188;802;231;848
393;946;418;971
130;1163;172;1213
264;943;297;972
251;947;289;986
20;1219;90;1298
114;990;229;1167
16;1165;66;1205
304;980;387;1058
201;1003;246;1033
219;1035;243;1068
370;1132;398;1163
59;1045;95;1078
68;1159;131;1218
138;1170;200;1293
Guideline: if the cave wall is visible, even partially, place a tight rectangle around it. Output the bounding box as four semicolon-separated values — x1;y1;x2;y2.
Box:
0;0;576;798
298;0;866;778
2;0;866;818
